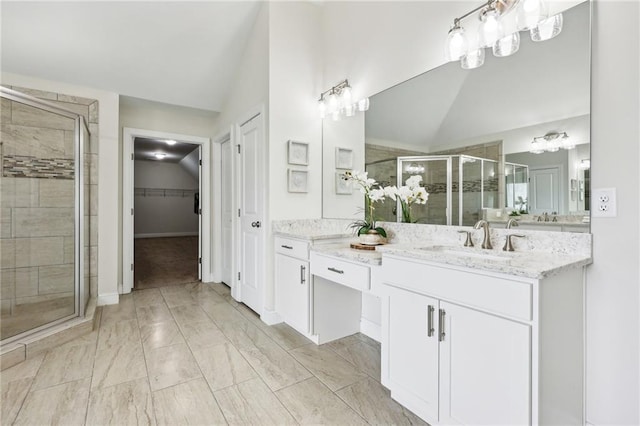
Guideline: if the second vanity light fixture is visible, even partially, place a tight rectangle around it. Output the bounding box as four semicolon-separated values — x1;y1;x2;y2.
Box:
445;0;563;69
318;79;370;120
529;131;573;154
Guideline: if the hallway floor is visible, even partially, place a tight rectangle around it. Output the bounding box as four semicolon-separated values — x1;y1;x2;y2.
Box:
1;282;426;425
134;236;199;290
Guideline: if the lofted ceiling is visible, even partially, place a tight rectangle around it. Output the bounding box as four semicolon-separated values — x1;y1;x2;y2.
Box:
0;1;261;111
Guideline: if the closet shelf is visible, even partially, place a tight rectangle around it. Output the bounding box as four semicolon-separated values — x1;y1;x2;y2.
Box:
134;187;198;198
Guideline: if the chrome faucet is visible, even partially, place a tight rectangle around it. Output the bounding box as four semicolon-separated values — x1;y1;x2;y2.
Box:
506;218;519;229
473;220;492;250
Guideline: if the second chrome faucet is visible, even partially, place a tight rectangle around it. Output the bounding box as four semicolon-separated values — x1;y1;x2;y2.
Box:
473;220;492;249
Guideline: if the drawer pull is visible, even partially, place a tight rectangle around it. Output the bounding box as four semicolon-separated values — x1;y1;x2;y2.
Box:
427;305;435;337
439;309;446;342
300;265;306;284
327;267;344;274
281;245;293;250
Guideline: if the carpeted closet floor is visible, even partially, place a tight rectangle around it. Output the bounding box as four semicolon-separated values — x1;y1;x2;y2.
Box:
134;236;199;290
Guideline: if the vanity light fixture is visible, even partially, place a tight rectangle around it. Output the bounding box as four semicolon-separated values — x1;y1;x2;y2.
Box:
406;163;425;174
154;153;167;160
579;159;590;169
445;0;562;69
318;79;370;120
529;131;573;154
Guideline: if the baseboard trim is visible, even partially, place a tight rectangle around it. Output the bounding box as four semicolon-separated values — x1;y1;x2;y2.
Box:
360;317;381;343
261;309;282;326
97;293;119;306
134;232;198;239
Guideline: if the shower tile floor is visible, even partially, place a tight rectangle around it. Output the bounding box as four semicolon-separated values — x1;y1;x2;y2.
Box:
1;282;426;425
1;295;75;341
134;236;199;290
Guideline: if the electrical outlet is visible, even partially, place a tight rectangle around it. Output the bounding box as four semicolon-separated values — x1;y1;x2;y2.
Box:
592;188;617;217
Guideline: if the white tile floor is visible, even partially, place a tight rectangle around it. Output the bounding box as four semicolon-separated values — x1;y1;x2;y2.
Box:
1;281;426;425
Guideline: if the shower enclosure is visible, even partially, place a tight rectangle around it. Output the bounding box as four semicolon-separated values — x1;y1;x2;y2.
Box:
366;154;499;226
0;87;89;344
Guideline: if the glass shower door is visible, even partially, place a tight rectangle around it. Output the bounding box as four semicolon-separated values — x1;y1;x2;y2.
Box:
1;90;83;342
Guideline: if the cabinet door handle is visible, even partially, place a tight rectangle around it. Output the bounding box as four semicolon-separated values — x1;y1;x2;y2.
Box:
300;265;306;284
439;309;446;342
327;267;344;274
281;245;293;250
427;305;435;337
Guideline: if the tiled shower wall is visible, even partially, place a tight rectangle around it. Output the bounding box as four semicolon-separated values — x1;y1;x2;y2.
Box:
0;86;98;324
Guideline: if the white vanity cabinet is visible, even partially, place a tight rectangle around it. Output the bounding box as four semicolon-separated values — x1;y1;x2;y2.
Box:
274;236;311;335
381;255;584;426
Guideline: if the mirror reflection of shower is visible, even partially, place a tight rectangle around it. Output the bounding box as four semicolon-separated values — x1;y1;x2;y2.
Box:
366;154;500;226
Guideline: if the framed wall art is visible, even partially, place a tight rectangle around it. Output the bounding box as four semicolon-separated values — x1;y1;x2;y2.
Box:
288;169;308;193
335;172;352;195
288;140;309;166
335;147;353;169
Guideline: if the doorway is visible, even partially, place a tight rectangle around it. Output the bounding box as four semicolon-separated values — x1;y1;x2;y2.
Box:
122;128;211;294
132;138;200;289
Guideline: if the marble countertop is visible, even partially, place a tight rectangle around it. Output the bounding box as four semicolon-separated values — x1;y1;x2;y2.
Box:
310;242;591;279
274;230;353;241
489;220;589;227
310;242;383;265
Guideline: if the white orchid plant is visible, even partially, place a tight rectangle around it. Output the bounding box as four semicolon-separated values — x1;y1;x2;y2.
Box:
384;175;429;223
342;171;387;238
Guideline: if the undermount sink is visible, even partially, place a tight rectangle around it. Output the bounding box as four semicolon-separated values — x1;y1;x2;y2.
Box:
418;246;513;262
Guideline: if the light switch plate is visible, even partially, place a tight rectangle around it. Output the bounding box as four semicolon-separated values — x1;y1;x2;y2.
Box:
592;187;617;217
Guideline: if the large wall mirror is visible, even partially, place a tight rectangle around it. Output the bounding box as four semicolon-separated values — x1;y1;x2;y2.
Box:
322;0;590;233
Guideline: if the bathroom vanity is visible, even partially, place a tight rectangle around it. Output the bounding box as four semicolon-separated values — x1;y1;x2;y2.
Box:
272;219;592;426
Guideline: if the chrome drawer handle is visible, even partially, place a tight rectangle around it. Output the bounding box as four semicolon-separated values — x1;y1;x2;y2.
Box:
281;245;293;249
327;267;344;274
300;265;306;284
427;305;435;337
439;309;446;342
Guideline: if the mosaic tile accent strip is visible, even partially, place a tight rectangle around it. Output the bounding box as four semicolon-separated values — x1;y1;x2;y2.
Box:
3;154;74;179
423;178;500;195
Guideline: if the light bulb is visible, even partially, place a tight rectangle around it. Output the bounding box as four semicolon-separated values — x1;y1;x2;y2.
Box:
531;13;563;42
445;24;468;61
344;103;356;117
341;85;352;108
561;134;575;150
327;92;339;114
493;32;520;57
516;0;548;30
165;140;177;145
331;110;341;121
318;98;327;119
461;48;485;69
478;8;503;48
357;98;370;112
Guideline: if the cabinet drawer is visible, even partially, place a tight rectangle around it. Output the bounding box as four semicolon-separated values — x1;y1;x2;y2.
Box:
310;252;370;291
275;237;309;260
382;256;532;321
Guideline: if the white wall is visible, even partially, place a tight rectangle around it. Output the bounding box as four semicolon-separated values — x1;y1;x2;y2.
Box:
213;3;269;134
587;2;639;424
263;1;323;313
320;1;639;423
1;72;121;305
134;160;198;237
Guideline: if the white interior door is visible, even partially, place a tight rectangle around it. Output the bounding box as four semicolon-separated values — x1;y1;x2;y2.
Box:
238;114;263;313
530;167;559;214
221;139;232;285
197;146;202;281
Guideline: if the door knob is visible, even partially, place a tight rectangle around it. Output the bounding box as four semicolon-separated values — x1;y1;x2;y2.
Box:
251;221;261;228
